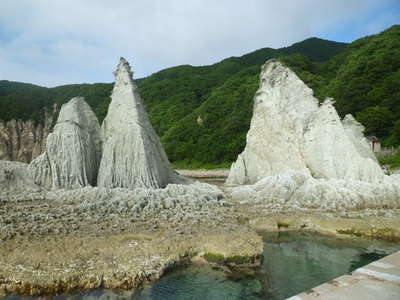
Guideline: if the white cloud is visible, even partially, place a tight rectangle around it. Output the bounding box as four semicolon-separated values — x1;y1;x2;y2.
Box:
0;0;396;86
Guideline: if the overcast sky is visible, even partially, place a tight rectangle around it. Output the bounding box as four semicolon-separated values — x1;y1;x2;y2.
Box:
0;0;399;87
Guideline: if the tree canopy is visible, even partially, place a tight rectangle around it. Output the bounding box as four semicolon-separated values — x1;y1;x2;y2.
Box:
1;25;399;167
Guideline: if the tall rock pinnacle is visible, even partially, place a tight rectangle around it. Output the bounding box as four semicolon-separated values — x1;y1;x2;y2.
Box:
227;60;384;185
28;97;101;189
97;58;181;189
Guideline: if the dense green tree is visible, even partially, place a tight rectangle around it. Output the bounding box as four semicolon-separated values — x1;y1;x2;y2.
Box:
355;106;393;137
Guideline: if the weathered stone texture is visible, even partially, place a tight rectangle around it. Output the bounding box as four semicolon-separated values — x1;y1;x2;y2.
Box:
0;105;57;163
97;58;182;189
28;97;101;189
227;60;400;210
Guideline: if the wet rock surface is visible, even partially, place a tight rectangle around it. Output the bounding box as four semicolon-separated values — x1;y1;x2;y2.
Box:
0;187;261;297
1;189;399;298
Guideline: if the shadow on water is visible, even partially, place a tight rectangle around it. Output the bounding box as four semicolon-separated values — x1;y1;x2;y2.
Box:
5;231;400;300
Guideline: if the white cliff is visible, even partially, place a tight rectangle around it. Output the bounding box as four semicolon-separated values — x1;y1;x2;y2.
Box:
28;97;101;189
97;58;182;189
227;60;400;210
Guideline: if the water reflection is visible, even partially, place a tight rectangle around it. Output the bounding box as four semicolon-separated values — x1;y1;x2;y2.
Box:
261;231;399;299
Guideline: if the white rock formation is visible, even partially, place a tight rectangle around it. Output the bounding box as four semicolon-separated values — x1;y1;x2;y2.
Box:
45;182;225;218
97;58;182;189
342;114;378;163
28;97;101;189
0;161;41;194
227;60;400;210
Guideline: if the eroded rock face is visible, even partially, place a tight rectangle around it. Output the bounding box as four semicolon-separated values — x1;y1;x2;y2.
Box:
0;105;57;163
227;60;384;185
342;114;378;163
227;60;400;210
28;97;101;189
0;161;41;200
97;58;182;189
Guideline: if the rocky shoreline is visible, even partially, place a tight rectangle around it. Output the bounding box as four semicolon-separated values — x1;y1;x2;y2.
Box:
1;182;400;298
1;59;400;299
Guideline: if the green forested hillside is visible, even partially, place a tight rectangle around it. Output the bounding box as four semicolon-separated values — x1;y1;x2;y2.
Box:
281;25;400;146
0;25;398;167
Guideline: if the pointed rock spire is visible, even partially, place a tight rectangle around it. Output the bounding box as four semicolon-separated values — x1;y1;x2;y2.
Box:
97;58;181;189
227;59;384;185
28;97;101;189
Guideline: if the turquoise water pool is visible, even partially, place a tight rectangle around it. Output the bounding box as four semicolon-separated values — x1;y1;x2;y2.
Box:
5;232;400;300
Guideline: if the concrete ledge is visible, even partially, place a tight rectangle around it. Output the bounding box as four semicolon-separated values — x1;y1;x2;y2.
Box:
287;251;400;300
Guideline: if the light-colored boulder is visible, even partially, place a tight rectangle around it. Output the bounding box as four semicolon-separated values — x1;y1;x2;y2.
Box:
0;161;40;193
97;58;182;189
28;97;101;189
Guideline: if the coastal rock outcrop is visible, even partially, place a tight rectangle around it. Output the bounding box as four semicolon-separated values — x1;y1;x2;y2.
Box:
97;58;182;189
0;105;57;163
28;97;101;189
227;60;400;210
0;160;42;201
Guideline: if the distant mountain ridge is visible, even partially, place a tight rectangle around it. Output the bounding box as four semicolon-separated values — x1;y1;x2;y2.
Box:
1;26;399;167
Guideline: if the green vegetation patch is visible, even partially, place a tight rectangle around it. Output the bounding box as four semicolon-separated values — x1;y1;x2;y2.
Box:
203;252;225;264
337;226;400;242
277;220;290;229
379;151;400;169
203;252;257;265
2;26;400;165
336;227;363;237
225;255;255;265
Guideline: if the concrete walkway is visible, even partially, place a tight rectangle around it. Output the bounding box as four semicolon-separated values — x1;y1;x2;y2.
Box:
288;251;400;300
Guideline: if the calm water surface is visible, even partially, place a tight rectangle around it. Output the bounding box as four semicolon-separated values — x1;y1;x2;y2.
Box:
6;232;400;300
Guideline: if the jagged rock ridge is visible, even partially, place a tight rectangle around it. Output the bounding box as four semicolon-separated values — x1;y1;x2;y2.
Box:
227;60;384;185
97;58;182;189
0;105;57;163
28;97;101;189
227;60;400;210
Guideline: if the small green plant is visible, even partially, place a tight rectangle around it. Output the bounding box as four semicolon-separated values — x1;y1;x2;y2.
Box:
277;220;290;229
379;151;400;169
373;227;399;241
336;227;362;237
226;255;253;265
203;252;225;264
